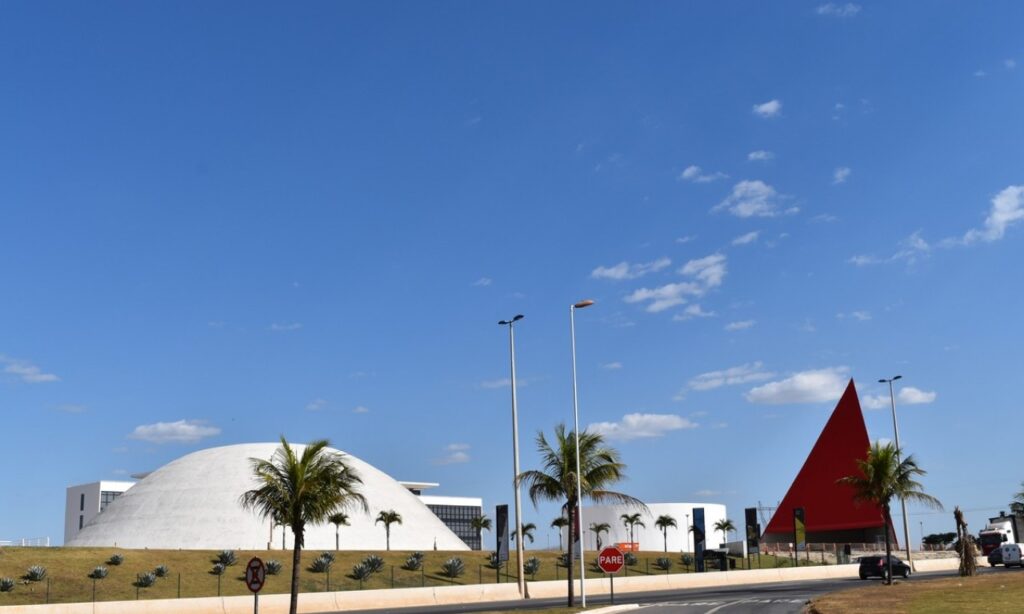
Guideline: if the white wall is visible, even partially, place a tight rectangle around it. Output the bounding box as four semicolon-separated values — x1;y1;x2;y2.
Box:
580;503;729;553
64;481;135;545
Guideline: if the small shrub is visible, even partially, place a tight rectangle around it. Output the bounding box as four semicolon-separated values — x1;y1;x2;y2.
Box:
680;553;694;567
362;554;384;574
350;563;372;581
216;550;237;566
153;565;168;578
624;552;638;566
410;551;425;562
654;557;673;571
0;578;15;592
89;566;108;580
557;552;570;568
24;566;46;582
265;560;282;575
134;572;157;588
524;557;541;576
402;555;423;571
488;552;504;569
211;563;226;576
310;554;333;573
107;554;124;566
440;557;465;579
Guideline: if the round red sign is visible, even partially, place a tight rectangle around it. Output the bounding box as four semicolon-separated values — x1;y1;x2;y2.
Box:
245;557;266;593
597;546;625;573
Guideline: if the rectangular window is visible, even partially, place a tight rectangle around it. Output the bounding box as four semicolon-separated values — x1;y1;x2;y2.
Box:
79;515;83;530
80;493;85;511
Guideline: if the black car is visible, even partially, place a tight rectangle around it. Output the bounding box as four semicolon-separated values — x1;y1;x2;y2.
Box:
858;555;911;580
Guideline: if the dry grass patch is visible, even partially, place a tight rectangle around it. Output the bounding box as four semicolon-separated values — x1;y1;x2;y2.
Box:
810;571;1024;614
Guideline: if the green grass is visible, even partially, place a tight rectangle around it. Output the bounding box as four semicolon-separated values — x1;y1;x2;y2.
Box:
810;572;1024;614
0;546;815;606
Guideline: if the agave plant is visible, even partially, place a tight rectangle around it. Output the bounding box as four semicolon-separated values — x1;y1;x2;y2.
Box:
440;557;465;579
558;552;570;568
0;578;15;592
107;554;124;566
217;550;237;566
488;552;504;569
680;553;694;568
350;563;372;581
362;554;385;574
89;566;108;580
211;563;226;576
153;565;169;578
265;560;282;575
310;554;333;573
410;551;425;562
524;557;541;577
134;572;157;588
624;552;638;566
654;557;673;571
402;555;423;571
24;566;46;582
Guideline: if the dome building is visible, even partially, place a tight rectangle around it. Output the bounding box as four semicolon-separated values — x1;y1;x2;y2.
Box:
66;443;471;551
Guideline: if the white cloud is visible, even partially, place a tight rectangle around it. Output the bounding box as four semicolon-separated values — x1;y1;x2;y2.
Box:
712;180;793;218
848;230;931;266
435;443;471;465
680;165;728;183
128;419;220;444
306;398;327;411
479;378;512;389
673;304;716;321
1;356;59;383
752;99;782;118
836;310;872;321
732;231;760;246
745;367;850;404
816;3;862;17
960;185;1024;244
974;70;988;78
748;150;775;162
269;322;302;332
352;406;370;414
833;167;852;184
900;387;937;404
592;257;671;281
589;413;698;441
603;362;624;370
624;282;701;312
861;394;889;410
679;253;727;288
724;319;756;331
473;277;493;287
675;235;697;244
689;362;775;391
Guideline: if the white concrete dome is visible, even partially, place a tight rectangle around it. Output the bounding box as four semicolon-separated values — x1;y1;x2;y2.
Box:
67;443;469;551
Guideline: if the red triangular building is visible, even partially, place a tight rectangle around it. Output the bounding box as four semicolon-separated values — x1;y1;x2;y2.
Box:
763;379;892;545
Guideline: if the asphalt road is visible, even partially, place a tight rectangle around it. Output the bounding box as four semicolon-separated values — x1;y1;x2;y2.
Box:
321;566;1018;614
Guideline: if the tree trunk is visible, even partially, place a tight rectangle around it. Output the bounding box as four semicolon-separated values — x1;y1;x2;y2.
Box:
663;530;668;553
289;526;303;614
566;505;575;607
386;526;390;551
883;504;894;585
335;529;339;551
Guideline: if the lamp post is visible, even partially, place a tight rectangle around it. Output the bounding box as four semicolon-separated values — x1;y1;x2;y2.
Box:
499;314;527;598
570;299;594;607
879;375;913;568
686;512;691;553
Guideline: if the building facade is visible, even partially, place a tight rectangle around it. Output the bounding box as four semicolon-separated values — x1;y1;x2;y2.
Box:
63;481;135;545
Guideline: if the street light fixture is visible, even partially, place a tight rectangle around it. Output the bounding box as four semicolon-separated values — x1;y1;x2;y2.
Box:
499;314;527;597
879;375;913;568
570;299;594;607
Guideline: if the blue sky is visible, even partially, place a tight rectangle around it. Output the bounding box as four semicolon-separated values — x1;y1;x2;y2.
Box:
2;1;1022;548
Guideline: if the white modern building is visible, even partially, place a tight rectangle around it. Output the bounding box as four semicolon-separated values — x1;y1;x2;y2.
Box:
399;481;484;550
65;443;472;551
64;480;136;545
579;502;730;553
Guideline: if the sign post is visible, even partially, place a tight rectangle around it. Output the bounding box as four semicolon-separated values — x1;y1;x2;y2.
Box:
245;557;266;614
597;547;624;605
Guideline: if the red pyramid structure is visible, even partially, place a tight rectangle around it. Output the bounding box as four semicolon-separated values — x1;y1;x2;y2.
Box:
763;379;891;544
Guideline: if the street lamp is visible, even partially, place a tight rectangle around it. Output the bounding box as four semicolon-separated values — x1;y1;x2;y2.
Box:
879;375;913;568
570;299;594;607
499;314;527;597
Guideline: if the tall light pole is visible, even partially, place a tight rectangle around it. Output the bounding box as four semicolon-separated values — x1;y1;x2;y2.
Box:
686;512;691;553
499;314;527;597
570;299;594;607
879;375;913;567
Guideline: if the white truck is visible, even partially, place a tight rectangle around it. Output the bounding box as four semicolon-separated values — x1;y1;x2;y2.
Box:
979;512;1023;556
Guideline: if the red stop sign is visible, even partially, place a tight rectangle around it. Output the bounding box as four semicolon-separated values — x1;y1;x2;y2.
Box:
598;546;624;573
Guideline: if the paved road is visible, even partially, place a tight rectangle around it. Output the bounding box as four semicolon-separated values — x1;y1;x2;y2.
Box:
322;567;1015;614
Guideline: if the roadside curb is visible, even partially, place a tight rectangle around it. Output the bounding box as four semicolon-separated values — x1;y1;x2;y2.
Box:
584;606;640;614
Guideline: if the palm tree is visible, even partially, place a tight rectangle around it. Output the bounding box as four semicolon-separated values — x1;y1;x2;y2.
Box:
1012;482;1024;515
551;516;569;551
517;423;645;607
712;519;735;546
590;522;611;550
655;515;677;552
240;437;366;614
620;512;646;545
838;441;943;585
329;512;349;551
376;510;403;551
471;515;492;550
511;522;537;545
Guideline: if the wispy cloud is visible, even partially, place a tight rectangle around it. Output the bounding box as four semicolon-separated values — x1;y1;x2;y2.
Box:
836;310;872;321
56;404;87;413
748;150;775;162
848;230;930;267
128;419;221;444
603;362;624;370
0;356;59;384
269;322;302;332
689;362;775;391
679;165;728;183
625;254;727;314
434;443;471;465
724;320;756;332
816;3;861;17
862;386;937;410
306;398;327;412
592;257;671;281
675;235;697;244
352;406;370;414
833;167;852;184
478;378;512;389
1006;59;1017;70
473;277;493;287
589;413;698;441
957;185;1024;245
672;304;716;321
745;367;850;404
712;180;795;218
732;231;760;246
752;99;782;118
679;253;727;288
